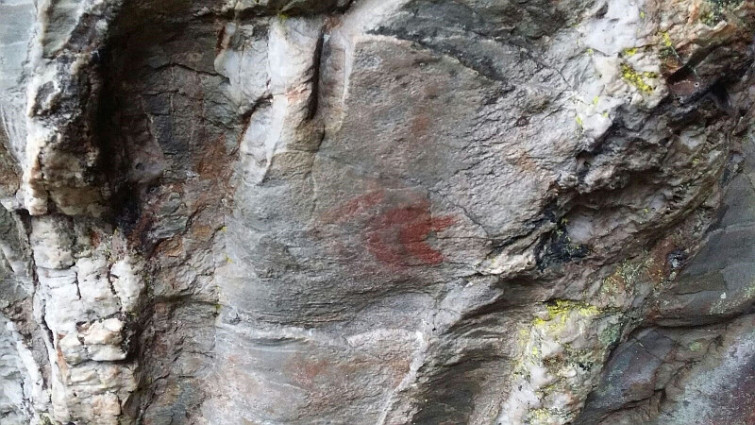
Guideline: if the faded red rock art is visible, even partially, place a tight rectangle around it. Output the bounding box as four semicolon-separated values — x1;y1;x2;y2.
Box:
366;201;455;266
320;190;456;268
319;190;385;223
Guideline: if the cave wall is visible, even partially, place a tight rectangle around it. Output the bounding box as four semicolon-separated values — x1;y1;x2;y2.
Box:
0;0;753;424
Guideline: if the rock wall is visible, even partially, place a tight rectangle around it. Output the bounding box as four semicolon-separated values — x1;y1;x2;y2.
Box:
0;0;753;424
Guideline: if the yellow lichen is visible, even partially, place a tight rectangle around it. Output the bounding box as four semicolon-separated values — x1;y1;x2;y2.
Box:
519;327;530;339
575;115;583;127
547;300;600;317
528;408;553;423
620;64;655;93
534;300;601;333
622;47;638;56
660;31;673;48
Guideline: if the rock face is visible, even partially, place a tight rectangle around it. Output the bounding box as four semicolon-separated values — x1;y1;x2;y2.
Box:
0;0;753;424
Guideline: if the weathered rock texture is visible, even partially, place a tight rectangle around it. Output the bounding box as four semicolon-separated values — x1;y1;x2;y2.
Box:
0;0;754;424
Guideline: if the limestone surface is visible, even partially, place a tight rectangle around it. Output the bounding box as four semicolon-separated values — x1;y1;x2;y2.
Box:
0;0;753;424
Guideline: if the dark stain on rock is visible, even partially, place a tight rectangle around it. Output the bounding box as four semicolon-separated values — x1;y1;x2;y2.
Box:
535;224;590;270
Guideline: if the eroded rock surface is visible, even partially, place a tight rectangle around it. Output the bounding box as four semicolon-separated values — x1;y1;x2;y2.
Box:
0;0;753;424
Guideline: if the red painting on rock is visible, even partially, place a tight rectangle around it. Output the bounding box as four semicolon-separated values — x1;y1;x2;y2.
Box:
320;190;455;268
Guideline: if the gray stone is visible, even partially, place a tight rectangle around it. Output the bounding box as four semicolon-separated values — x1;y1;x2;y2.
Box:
0;0;753;424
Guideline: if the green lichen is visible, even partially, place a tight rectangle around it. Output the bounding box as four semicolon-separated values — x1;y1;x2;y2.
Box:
599;258;648;302
700;11;718;25
599;321;623;346
518;301;623;425
700;0;745;26
616;259;646;282
709;290;732;315
620;64;656;93
528;408;556;424
657;31;684;65
743;280;755;299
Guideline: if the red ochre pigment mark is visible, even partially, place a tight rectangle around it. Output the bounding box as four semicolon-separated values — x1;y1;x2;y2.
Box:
321;191;456;267
320;190;385;224
366;201;455;266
